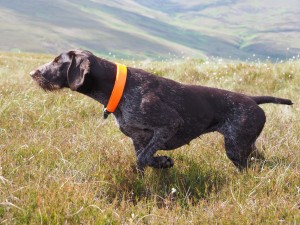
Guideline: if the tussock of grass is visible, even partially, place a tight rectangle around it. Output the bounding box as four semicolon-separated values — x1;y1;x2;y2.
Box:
0;52;299;224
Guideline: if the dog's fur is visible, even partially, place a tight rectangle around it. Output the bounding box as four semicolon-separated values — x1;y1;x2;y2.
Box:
30;49;293;171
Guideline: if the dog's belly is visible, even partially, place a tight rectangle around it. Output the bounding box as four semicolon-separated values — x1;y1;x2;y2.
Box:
162;128;212;150
162;118;219;150
163;135;194;150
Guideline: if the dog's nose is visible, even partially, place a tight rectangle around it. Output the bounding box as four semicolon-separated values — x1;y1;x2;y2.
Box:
30;69;40;77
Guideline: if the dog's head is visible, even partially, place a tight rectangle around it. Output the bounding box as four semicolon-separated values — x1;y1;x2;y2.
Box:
30;49;91;91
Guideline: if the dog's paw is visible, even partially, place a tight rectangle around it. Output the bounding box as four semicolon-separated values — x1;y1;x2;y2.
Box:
151;156;174;169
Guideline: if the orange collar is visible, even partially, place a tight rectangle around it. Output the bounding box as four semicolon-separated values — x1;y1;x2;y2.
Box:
103;63;127;118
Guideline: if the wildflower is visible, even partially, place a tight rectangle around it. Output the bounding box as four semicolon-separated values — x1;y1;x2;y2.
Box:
171;187;177;194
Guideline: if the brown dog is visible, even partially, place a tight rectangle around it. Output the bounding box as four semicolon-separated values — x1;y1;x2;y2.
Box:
30;49;293;172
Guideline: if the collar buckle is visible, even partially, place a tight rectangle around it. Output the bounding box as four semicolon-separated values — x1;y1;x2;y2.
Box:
103;108;110;119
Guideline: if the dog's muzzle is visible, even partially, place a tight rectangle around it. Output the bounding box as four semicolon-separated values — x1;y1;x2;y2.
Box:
30;69;41;78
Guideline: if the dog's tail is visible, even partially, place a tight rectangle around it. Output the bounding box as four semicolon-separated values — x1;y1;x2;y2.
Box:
251;96;293;105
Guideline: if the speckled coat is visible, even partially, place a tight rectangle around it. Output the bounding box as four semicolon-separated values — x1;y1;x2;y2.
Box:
30;49;293;172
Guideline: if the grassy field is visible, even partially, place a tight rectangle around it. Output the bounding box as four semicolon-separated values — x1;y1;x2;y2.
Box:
0;52;299;224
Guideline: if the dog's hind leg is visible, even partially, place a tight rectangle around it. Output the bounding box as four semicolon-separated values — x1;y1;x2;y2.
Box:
221;105;266;171
224;137;265;171
224;137;252;171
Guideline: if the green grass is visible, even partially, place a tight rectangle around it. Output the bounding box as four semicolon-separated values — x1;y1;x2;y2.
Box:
0;52;299;224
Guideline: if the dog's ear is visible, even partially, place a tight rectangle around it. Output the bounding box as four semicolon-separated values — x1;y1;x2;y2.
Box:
67;51;90;91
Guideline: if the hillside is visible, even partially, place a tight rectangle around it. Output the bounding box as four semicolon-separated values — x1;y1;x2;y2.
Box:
0;0;299;60
0;52;299;223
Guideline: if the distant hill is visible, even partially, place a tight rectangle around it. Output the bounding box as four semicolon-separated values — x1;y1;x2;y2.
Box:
0;0;299;60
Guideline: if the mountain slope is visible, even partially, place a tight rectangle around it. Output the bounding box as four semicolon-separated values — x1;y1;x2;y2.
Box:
0;0;299;60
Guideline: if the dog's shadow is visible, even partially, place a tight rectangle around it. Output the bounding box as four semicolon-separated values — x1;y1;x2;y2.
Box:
109;159;227;207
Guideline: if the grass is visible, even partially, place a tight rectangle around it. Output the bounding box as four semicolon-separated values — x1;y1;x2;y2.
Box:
0;52;299;224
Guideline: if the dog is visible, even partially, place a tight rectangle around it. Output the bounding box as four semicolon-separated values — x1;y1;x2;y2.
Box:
30;49;293;172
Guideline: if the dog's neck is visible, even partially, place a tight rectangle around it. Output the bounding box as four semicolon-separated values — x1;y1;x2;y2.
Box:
76;57;118;107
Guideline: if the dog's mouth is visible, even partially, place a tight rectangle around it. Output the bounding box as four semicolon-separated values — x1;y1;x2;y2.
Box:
30;72;61;91
31;74;61;92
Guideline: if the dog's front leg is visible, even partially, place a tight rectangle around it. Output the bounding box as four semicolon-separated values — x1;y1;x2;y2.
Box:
136;120;182;171
123;94;184;172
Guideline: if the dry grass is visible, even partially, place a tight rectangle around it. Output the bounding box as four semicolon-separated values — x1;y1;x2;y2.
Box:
0;52;299;224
